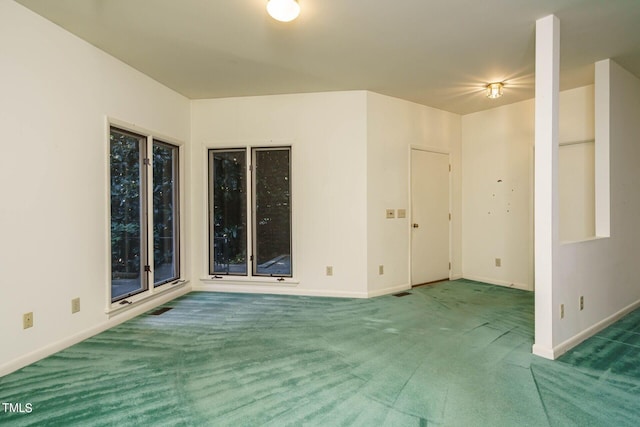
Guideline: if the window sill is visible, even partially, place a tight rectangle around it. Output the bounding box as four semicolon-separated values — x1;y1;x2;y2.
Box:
200;276;299;287
560;235;609;245
105;279;189;316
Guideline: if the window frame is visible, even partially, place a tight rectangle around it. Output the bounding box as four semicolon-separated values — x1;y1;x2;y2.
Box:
207;145;293;280
152;139;181;287
109;127;150;301
107;120;185;312
251;146;292;277
208;148;248;276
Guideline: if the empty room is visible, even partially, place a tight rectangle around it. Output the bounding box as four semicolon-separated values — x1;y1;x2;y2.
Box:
2;0;640;425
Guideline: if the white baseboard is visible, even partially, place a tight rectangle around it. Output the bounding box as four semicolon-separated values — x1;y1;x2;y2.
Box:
531;343;555;360
367;283;410;298
194;282;414;299
461;274;532;291
547;297;640;360
193;283;369;298
0;286;190;378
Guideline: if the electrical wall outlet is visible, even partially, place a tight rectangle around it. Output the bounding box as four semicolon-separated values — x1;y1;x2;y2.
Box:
579;296;584;311
379;265;384;275
326;266;333;276
23;312;33;329
495;258;501;267
560;304;565;319
72;297;81;314
397;209;406;218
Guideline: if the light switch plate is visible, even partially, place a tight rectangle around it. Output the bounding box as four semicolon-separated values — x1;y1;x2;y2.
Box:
397;209;406;218
386;209;395;219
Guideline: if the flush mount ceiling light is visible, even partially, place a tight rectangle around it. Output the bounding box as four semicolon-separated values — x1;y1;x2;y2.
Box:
267;0;300;22
486;82;504;99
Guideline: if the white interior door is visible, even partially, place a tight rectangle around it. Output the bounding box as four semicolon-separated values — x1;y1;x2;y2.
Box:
411;149;450;285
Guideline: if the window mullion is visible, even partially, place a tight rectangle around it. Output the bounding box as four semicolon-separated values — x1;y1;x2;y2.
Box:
144;136;154;290
249;149;256;277
208;150;215;274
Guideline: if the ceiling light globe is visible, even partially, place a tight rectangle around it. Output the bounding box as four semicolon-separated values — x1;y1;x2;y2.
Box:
486;82;504;99
267;0;300;22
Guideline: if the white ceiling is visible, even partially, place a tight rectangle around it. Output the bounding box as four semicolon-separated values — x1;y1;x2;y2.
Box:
15;0;640;115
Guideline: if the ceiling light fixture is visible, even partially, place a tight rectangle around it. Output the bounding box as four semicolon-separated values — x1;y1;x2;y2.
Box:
486;82;504;99
266;0;300;22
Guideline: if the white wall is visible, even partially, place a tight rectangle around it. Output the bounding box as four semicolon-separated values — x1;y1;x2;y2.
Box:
462;100;535;290
559;85;595;144
461;85;595;290
559;85;596;242
190;92;370;297
190;91;462;299
559;141;595;241
550;60;640;356
0;1;191;375
366;92;462;294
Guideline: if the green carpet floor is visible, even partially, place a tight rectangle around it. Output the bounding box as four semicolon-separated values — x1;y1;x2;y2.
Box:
1;280;639;426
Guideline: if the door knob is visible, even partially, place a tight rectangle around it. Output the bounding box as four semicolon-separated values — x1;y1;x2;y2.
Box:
412;223;419;228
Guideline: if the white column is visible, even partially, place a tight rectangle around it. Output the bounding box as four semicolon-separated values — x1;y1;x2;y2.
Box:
532;15;560;359
594;59;611;237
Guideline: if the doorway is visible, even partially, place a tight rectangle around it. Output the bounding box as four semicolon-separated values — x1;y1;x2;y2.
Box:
410;148;450;286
